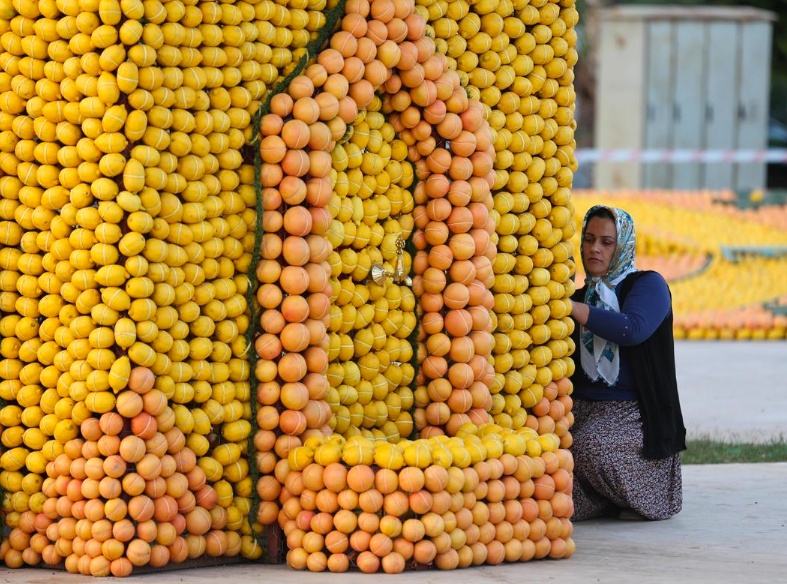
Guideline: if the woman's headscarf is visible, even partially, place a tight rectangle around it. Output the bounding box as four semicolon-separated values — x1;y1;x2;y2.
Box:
580;205;638;386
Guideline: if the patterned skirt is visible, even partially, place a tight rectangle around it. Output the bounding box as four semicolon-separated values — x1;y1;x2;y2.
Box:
570;398;683;521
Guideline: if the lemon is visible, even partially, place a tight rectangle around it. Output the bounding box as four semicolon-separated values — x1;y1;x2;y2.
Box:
341;439;374;467
526;439;543;457
313;442;342;466
287;446;314;471
373;443;404;470
402;442;432;469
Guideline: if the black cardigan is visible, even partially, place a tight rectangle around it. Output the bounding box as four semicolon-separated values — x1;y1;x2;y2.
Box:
570;271;687;460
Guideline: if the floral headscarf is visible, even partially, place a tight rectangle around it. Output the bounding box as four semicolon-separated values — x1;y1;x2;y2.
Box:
580;205;637;386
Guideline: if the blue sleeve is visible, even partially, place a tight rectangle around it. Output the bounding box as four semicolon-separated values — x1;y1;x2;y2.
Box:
584;272;671;347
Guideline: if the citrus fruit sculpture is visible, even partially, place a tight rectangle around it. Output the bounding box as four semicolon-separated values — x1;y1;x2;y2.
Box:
0;0;579;575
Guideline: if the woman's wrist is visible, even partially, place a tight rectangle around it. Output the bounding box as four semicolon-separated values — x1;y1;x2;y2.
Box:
570;300;590;326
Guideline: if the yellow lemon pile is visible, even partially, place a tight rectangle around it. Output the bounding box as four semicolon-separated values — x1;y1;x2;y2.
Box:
250;0;580;573
419;0;579;446
0;0;339;573
0;0;582;575
325;101;417;443
279;426;574;573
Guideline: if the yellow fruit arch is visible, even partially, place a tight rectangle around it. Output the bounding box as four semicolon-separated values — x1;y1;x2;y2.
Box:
0;0;579;575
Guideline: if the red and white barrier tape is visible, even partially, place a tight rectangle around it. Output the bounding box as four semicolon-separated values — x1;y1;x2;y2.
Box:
574;149;787;164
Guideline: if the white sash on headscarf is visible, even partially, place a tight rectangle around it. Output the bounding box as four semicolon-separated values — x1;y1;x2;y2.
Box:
579;270;636;386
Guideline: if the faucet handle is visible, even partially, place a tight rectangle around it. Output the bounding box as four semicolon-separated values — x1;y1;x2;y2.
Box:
393;235;412;285
370;235;412;286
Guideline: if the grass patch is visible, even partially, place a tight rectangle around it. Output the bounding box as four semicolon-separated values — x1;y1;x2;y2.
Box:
682;437;787;464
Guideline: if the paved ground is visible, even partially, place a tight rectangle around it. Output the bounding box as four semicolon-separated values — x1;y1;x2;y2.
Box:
3;463;785;584
675;342;787;442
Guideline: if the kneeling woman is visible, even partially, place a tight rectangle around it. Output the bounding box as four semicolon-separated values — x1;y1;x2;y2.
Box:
569;205;686;521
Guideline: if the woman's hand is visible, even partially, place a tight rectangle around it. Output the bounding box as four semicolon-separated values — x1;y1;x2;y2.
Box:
570;300;590;326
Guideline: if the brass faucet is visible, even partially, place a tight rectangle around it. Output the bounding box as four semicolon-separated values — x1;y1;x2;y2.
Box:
370;235;412;287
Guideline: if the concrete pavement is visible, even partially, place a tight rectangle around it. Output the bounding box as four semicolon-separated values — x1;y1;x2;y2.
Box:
675;342;787;442
3;463;786;584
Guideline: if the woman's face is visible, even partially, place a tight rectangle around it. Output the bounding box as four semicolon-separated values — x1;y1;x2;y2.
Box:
583;216;617;277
